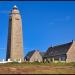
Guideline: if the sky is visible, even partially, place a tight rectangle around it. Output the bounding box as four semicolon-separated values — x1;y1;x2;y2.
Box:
0;1;75;60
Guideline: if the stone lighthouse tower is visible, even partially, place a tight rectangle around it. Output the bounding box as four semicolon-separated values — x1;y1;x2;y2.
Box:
6;5;24;62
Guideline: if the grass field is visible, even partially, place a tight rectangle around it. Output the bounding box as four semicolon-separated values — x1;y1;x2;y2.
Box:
0;62;75;74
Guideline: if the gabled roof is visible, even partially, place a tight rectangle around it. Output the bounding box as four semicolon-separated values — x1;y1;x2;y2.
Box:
25;50;36;59
46;41;73;57
25;50;45;59
40;52;46;57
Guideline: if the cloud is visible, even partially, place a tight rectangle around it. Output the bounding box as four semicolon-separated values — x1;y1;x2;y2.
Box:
49;22;54;25
54;18;64;22
54;16;71;22
65;16;70;21
49;16;71;25
24;48;35;50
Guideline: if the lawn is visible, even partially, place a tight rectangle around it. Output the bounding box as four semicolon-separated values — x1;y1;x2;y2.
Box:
0;62;75;74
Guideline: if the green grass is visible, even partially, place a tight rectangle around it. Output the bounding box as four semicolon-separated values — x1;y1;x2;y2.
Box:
0;62;75;67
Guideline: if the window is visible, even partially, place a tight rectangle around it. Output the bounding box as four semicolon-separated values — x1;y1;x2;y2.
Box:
15;18;20;20
60;56;66;61
54;57;59;60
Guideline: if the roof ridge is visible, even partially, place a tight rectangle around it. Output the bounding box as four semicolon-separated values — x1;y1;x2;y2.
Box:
52;41;72;48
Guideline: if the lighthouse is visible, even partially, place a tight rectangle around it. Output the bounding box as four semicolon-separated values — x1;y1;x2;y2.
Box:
6;5;24;62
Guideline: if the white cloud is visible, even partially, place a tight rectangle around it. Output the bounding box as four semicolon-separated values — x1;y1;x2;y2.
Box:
49;16;71;25
54;18;64;21
24;48;35;50
54;16;71;22
49;22;54;25
65;16;70;21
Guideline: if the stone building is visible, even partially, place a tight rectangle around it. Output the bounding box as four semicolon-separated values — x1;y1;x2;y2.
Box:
25;50;44;62
6;5;24;62
45;40;75;63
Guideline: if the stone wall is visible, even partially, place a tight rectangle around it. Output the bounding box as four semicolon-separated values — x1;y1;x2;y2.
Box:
29;51;43;62
66;41;75;62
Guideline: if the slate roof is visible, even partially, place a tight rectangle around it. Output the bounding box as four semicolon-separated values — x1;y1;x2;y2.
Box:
25;50;44;60
40;52;45;58
45;41;73;57
25;50;35;60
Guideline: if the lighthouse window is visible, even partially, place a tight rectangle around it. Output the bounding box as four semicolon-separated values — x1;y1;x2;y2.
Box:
15;18;20;20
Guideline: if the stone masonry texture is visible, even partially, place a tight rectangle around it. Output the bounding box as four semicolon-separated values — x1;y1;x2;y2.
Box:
6;6;24;62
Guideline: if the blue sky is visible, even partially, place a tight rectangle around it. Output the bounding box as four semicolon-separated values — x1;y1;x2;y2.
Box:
0;1;75;60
